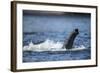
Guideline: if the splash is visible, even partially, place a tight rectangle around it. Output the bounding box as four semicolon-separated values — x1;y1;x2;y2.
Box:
23;39;86;52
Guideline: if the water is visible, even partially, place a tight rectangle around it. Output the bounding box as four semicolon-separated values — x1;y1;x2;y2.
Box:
23;31;91;62
23;11;91;62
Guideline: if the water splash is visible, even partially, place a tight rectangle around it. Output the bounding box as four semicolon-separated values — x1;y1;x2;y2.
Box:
23;39;86;52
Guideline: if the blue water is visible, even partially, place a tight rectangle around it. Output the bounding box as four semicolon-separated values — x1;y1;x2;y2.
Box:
23;11;91;62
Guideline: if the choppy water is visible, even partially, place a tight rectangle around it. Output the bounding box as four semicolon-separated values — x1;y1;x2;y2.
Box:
23;31;91;62
23;11;91;62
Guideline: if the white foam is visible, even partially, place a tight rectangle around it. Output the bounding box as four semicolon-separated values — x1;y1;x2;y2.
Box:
23;39;86;52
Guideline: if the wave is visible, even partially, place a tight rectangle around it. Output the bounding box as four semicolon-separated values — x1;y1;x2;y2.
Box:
23;39;86;52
